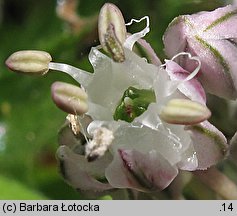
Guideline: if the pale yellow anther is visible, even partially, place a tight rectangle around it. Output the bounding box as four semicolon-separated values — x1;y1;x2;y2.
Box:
51;82;88;115
98;3;127;54
159;99;211;125
5;50;52;75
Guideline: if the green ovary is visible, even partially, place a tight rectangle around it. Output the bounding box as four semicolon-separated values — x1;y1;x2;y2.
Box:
113;86;156;123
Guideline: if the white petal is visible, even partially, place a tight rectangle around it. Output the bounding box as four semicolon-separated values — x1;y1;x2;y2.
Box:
105;149;178;191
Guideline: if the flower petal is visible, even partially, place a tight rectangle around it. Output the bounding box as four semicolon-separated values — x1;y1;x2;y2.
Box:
56;145;113;191
165;60;206;104
192;5;237;39
136;38;162;66
86;47;158;120
105;149;178;192
164;5;237;99
185;36;237;99
88;117;190;167
177;142;198;171
186;121;228;169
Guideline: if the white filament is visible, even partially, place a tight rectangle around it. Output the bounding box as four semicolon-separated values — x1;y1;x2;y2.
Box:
49;62;92;87
124;16;150;50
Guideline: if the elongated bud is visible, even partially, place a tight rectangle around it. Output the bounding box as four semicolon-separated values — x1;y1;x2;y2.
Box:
98;3;126;62
159;99;211;125
5;50;52;75
164;5;237;99
51;81;88;115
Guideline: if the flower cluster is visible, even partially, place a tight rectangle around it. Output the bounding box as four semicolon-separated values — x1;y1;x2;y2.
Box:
6;3;234;193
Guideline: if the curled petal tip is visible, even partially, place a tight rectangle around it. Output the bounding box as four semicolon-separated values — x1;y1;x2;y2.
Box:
5;50;52;75
51;81;88;115
159;99;211;125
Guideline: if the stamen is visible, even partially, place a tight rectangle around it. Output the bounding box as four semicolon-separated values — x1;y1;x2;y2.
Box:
124;16;150;50
76;115;90;145
48;62;92;87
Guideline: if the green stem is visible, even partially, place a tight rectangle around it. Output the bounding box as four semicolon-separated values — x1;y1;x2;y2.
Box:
193;167;237;200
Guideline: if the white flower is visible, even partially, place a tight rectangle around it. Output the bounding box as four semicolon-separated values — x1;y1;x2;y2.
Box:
6;3;229;193
54;18;228;191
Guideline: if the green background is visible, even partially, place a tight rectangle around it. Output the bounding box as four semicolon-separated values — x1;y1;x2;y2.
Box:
0;0;236;199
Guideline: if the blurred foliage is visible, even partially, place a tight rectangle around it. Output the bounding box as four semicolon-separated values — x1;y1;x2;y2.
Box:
0;0;236;199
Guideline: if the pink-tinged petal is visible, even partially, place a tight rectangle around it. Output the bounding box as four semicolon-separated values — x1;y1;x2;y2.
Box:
105;149;178;192
165;60;206;104
137;38;162;66
184;37;237;99
164;5;237;99
186;121;229;170
191;5;237;39
163;15;189;57
230;132;237;165
56;145;113;191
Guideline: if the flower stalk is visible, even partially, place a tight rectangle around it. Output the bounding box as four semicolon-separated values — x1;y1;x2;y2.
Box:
193;167;237;200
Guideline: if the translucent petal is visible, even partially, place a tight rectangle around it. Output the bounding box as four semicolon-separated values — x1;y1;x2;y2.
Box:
177;142;198;171
86;47;158;120
186;121;228;169
56;145;113;191
105;149;178;192
124;16;150;50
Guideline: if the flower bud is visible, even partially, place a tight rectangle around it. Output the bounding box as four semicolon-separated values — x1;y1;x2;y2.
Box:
159;99;211;125
51;81;88;115
163;5;237;99
5;50;52;75
98;3;126;62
